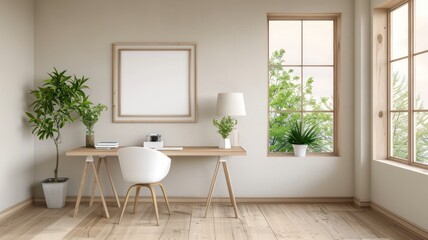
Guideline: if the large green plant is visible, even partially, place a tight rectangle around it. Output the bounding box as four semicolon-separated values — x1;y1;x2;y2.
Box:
26;68;89;182
285;120;320;151
213;116;237;139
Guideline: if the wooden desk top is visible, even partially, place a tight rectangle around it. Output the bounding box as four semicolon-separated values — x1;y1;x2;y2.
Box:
65;146;247;157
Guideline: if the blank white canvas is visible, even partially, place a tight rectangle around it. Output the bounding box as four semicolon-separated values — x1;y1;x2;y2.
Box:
120;50;190;116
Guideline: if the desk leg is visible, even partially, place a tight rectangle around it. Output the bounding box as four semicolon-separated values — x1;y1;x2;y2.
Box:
204;158;221;218
104;158;121;208
90;161;110;218
89;157;102;207
73;158;90;218
89;157;121;208
222;160;239;218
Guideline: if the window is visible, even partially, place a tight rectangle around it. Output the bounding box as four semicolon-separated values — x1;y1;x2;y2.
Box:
388;0;428;167
267;15;339;155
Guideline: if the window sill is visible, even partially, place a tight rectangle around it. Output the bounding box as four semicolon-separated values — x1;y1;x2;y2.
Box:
268;152;339;157
373;159;428;176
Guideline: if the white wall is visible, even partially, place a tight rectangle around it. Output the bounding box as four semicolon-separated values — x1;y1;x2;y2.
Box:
0;0;34;212
34;0;354;199
371;161;428;230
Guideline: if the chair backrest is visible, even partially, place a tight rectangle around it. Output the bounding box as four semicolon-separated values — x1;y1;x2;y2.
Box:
118;147;171;183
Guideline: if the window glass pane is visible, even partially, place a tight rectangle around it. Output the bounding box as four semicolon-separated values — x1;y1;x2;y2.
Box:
414;53;428;109
303;112;333;152
390;3;408;60
302;21;334;65
390;59;408;110
269;21;301;65
391;112;408;160
415;112;428;165
269;112;301;152
269;65;301;111
414;0;428;53
302;67;333;110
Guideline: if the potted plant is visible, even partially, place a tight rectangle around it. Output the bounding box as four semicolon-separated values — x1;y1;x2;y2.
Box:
78;103;107;147
212;116;237;149
285;120;320;157
26;68;88;208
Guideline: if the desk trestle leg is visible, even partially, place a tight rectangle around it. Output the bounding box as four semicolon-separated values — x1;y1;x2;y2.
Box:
89;157;121;208
73;155;110;219
222;160;239;218
90;161;109;218
73;159;89;218
104;158;121;208
204;156;239;218
89;157;102;207
204;159;221;218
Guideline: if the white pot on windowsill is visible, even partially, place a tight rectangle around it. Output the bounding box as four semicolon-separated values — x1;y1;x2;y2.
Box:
292;144;308;157
219;138;231;149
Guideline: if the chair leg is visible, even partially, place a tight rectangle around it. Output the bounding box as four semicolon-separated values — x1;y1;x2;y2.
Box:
158;183;171;215
117;185;134;224
149;184;160;226
133;186;141;214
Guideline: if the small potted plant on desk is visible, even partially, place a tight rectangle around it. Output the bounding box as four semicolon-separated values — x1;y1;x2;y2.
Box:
285;120;320;157
78;103;107;147
26;68;89;208
213;116;237;149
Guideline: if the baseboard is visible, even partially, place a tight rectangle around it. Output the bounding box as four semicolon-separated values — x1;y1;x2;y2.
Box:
371;202;428;239
0;198;33;221
353;197;370;207
33;196;354;204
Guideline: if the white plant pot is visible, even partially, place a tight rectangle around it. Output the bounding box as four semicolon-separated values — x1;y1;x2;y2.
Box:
42;177;69;208
292;144;308;157
219;138;231;149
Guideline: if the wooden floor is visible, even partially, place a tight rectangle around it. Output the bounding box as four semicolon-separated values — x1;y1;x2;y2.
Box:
0;202;422;240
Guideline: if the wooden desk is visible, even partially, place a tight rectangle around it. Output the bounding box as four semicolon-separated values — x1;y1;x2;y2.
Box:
65;146;246;219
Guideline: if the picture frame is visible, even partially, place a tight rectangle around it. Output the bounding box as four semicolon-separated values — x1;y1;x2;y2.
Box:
112;42;197;123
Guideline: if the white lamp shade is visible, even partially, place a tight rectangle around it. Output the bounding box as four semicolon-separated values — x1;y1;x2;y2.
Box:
216;92;246;116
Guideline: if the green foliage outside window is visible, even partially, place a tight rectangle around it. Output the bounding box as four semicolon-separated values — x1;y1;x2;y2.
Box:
268;49;334;153
390;72;428;164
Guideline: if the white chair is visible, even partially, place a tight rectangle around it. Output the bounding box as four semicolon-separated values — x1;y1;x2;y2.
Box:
117;147;171;225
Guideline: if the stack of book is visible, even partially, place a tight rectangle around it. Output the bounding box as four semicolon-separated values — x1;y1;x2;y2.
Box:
95;142;119;149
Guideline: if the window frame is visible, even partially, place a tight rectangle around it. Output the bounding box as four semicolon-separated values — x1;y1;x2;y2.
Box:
267;14;341;157
387;0;428;168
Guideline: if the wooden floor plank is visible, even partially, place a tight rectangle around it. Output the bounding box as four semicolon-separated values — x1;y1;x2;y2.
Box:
259;203;309;239
31;204;99;240
213;203;247;240
62;204;120;239
0;204;50;240
0;202;422;240
159;203;192;240
348;209;425;240
238;204;277;240
103;202;169;240
188;203;215;240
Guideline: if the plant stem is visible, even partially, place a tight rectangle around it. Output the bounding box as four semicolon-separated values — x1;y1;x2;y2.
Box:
53;120;61;183
54;140;59;182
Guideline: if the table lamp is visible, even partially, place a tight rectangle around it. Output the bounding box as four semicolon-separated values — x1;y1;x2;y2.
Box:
216;92;246;147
